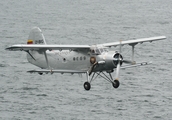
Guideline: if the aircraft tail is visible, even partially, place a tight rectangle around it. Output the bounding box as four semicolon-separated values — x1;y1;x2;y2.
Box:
27;27;46;45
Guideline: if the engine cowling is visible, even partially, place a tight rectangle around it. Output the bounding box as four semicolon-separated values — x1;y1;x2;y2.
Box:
94;52;123;71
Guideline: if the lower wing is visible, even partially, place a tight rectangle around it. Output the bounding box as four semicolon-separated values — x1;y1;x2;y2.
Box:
121;61;152;69
27;69;87;74
27;61;151;74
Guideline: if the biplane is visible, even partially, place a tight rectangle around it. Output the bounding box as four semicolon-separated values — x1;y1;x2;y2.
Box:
6;27;166;90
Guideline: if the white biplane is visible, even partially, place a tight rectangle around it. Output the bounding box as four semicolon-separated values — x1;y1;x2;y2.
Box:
6;27;166;90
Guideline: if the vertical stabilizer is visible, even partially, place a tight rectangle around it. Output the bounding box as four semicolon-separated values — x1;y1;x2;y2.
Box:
27;27;46;45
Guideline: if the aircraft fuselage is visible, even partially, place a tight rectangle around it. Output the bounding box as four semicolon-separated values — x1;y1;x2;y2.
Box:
27;50;117;72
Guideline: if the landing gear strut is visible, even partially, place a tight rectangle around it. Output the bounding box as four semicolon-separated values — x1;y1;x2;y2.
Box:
83;71;120;90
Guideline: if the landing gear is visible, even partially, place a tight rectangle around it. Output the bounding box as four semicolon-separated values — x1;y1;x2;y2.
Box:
83;71;121;90
112;80;120;88
84;82;91;91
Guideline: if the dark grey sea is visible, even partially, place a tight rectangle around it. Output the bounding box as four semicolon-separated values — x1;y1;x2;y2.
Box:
0;0;172;119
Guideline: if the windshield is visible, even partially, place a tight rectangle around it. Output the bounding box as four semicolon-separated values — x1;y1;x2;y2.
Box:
90;46;105;55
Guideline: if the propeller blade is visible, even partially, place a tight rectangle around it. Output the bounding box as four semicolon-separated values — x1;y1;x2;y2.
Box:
115;40;122;80
115;63;120;80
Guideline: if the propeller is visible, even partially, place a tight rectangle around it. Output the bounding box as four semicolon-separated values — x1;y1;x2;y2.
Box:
113;40;137;88
113;41;122;88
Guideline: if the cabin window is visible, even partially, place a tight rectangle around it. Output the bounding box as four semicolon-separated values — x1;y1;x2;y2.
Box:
63;58;66;62
76;57;78;61
73;56;86;61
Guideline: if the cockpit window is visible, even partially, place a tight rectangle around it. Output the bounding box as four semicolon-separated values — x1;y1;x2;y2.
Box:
90;45;107;55
99;48;104;53
90;47;104;55
91;49;95;53
95;49;100;54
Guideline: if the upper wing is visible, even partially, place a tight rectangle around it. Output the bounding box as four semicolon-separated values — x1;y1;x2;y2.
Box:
5;44;91;51
5;36;166;51
98;36;166;47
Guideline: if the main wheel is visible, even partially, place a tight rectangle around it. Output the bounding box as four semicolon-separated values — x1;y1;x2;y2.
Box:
84;82;91;91
112;80;120;88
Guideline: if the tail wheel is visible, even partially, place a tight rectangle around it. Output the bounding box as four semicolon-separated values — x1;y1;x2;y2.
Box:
39;73;43;75
112;80;120;88
84;82;91;91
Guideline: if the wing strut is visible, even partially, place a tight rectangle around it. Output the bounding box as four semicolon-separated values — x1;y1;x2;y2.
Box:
129;43;137;64
26;50;36;61
43;50;50;69
132;45;135;63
